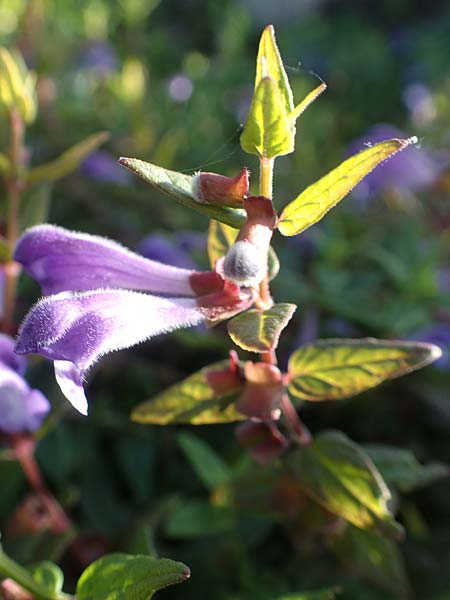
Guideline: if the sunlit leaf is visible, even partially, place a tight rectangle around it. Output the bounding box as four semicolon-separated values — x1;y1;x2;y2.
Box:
207;220;238;268
289;430;403;539
288;338;441;402
289;82;327;123
240;77;294;158
278;137;417;236
131;360;245;425
119;158;246;228
0;47;37;123
227;303;297;352
165;500;235;538
255;25;293;115
330;524;410;598
76;553;189;600
27;131;109;184
177;431;231;489
364;445;449;493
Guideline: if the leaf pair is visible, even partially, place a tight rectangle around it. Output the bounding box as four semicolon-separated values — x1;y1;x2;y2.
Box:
240;25;326;159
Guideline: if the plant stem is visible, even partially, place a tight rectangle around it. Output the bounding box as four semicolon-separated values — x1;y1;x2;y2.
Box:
2;108;25;333
0;550;72;600
8;434;72;535
257;155;275;315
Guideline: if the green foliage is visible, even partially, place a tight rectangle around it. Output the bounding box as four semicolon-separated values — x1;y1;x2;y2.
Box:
288;338;441;401
76;553;190;600
330;525;409;598
30;561;64;596
0;46;37;123
164;501;235;538
26;132;110;184
364;445;449;493
289;431;403;539
278;138;417;236
227;303;297;352
131;360;245;425
118;158;246;228
177;431;231;489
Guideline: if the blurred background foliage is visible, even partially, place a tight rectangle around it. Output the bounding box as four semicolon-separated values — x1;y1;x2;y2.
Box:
1;0;450;598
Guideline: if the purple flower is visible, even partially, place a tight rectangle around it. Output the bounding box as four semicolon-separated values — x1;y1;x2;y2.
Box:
82;151;132;186
14;225;255;415
0;333;50;434
349;124;444;201
79;41;118;76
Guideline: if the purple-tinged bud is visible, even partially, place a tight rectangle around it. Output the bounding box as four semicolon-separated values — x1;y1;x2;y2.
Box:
206;350;245;395
222;195;276;287
235;421;289;466
236;362;284;420
193;168;249;206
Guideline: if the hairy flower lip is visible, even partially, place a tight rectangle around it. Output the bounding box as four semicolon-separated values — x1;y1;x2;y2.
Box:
13;225;257;414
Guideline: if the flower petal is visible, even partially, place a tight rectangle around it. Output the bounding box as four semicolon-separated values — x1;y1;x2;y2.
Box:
0;333;26;375
14;224;196;296
16;289;206;412
0;367;50;433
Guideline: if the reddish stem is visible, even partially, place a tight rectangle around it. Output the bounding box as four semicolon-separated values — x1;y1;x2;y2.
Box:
7;434;71;534
280;394;312;447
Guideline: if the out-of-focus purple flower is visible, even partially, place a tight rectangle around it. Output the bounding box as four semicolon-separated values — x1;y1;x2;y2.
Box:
349;124;444;201
168;75;193;103
79;41;118;76
0;333;50;434
402;82;436;127
82;151;132;185
14;225;255;415
408;323;450;370
137;234;197;269
437;268;450;294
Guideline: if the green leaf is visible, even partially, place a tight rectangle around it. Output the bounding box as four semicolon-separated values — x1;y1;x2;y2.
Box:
278;137;417;236
27;131;109;184
207;219;238;268
177;431;231;489
364;445;449;493
288;338;441;402
30;561;64;594
330;524;410;598
76;553;190;600
19;183;51;232
131;360;245;425
118;158;246;228
289;430;403;539
275;588;340;600
165;500;235;538
227;303;296;352
240;77;294;158
255;25;293;115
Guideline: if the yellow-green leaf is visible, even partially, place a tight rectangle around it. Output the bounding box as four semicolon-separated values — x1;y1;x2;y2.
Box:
227;303;297;352
131;360;245;425
288;338;441;402
255;25;293;115
27;131;109;184
0;153;11;176
289;82;327;123
289;430;403;539
330;525;410;598
207;220;238;268
119;158;246;229
0;47;37;124
278;137;417;236
240;77;294;158
76;553;189;600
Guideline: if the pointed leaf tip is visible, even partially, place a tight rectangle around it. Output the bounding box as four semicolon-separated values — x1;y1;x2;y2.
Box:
278;137;417;236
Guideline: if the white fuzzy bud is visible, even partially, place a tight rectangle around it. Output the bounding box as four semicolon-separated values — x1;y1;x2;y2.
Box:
222;241;266;286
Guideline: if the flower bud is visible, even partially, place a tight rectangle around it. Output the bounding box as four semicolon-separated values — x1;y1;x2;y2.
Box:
236;362;284;420
235;421;289;465
222;240;266;286
193;168;249;206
